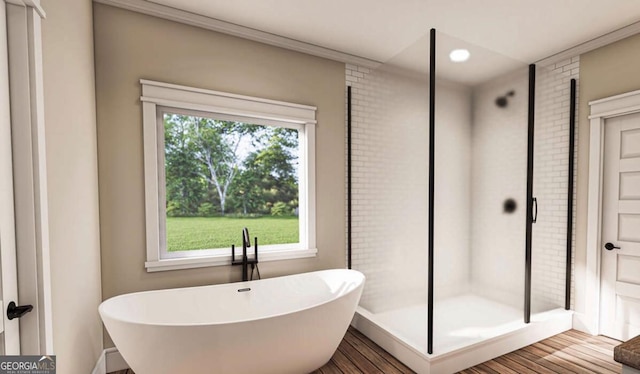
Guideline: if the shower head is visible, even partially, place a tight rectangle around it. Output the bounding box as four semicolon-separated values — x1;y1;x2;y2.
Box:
495;90;515;108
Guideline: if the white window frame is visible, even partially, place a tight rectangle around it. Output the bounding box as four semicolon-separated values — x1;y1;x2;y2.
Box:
140;80;317;272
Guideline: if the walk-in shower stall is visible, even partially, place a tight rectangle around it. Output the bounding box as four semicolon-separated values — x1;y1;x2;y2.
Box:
348;30;577;373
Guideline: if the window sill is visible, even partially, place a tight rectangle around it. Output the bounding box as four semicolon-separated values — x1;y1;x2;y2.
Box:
145;248;318;272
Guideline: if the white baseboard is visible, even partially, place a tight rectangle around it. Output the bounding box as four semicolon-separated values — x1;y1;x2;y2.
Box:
91;350;106;374
106;348;129;373
92;347;130;374
623;365;640;374
572;312;598;335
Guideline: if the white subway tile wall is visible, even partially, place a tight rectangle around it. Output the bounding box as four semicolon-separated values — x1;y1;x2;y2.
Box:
346;66;430;313
531;58;579;311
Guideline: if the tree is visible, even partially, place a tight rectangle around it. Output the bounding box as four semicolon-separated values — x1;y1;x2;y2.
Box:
189;118;254;215
163;114;299;217
228;167;262;215
239;127;299;215
164;115;207;216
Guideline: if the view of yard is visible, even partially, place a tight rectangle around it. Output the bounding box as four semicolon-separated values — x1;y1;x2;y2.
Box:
166;216;299;251
163;115;301;252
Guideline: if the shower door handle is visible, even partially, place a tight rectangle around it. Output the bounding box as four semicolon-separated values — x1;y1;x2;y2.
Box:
532;197;538;223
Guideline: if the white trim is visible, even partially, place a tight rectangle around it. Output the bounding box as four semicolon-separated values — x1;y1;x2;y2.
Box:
141;80;317;124
305;124;317;250
142;100;160;269
623;365;640;374
6;2;53;354
536;20;640;66
145;248;318;272
91;348;130;373
91;349;107;374
583;88;640;335
91;347;129;374
92;348;132;374
94;0;380;69
96;0;640;70
106;348;129;373
141;80;317;272
589;89;640;118
25;6;53;354
0;1;19;352
4;0;46;18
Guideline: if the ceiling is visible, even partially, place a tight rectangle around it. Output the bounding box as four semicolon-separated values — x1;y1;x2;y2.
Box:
147;0;640;84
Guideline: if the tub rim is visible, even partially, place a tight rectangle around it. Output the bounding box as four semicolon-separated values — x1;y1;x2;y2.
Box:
99;268;365;327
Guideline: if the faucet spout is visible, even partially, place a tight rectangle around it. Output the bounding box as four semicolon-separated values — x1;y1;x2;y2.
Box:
243;227;251;248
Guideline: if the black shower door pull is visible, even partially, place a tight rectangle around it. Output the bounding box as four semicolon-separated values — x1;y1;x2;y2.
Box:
532;197;538;223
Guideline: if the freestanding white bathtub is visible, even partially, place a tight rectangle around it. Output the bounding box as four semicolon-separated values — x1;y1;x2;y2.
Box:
99;269;364;374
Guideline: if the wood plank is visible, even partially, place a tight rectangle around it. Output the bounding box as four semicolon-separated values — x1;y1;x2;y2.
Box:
318;359;343;374
494;354;547;374
457;331;622;374
553;332;618;356
533;342;617;374
507;349;570;374
342;329;404;374
347;328;414;373
533;341;617;374
337;339;383;374
564;330;621;347
481;359;518;374
517;345;580;373
331;348;362;374
549;336;619;369
547;335;620;371
461;367;486;374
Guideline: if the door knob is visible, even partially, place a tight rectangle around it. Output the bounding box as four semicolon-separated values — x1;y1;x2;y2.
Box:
604;242;620;251
7;301;33;320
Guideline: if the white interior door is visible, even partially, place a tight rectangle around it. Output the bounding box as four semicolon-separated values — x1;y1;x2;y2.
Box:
0;1;22;354
600;111;640;341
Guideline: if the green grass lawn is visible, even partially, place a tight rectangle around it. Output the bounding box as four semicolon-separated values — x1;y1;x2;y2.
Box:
166;216;299;251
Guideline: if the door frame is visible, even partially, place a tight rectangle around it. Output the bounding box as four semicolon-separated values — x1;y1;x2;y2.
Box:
584;89;640;335
0;0;20;354
2;0;53;354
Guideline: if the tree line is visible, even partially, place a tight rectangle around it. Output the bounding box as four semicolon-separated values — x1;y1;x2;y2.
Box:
164;114;299;217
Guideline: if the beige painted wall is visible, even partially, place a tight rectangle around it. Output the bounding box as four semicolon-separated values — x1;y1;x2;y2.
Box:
94;4;345;345
575;33;640;319
41;0;103;372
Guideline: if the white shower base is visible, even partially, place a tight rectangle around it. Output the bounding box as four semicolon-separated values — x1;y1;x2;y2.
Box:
351;293;572;374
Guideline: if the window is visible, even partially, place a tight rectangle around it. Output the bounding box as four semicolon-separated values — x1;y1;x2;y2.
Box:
141;80;317;271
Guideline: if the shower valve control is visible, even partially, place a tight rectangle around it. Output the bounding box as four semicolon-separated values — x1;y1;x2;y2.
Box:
604;242;620;251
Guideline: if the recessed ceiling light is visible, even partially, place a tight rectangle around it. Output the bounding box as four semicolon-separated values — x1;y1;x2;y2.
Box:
449;49;470;62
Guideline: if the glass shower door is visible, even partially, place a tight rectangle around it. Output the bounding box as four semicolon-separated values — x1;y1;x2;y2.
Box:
530;65;575;317
433;30;529;354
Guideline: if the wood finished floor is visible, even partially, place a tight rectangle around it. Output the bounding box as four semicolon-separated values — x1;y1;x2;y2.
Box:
110;328;621;374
